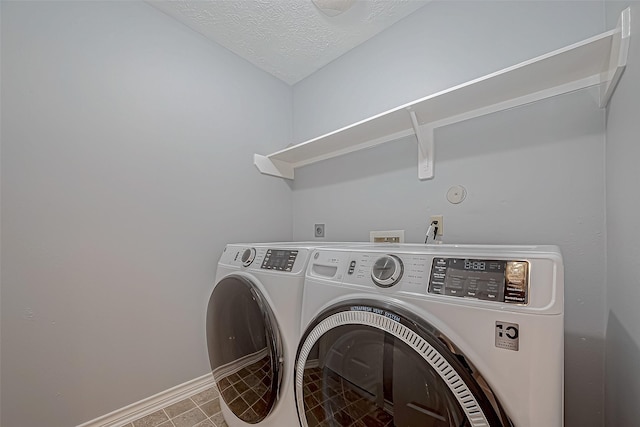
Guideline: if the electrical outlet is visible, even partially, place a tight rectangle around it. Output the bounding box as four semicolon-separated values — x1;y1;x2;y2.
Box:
314;223;325;238
430;215;444;236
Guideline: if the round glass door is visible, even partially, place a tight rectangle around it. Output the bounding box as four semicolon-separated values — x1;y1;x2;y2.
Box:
295;301;510;427
207;275;282;424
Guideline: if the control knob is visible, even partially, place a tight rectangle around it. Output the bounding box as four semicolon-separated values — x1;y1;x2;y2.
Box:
371;255;403;287
241;248;256;267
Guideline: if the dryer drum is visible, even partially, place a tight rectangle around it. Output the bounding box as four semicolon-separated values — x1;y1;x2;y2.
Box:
207;274;283;424
294;300;511;427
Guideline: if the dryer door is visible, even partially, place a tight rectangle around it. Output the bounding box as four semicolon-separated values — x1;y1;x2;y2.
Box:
207;274;283;424
295;301;511;427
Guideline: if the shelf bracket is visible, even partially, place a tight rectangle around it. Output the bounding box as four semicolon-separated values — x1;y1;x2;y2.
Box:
408;109;434;180
600;7;631;107
254;154;294;180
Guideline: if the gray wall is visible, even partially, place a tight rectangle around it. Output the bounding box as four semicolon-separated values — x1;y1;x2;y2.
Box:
292;2;607;426
0;3;3;424
604;2;640;426
0;2;292;426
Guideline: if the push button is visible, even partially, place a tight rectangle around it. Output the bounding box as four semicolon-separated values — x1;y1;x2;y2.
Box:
348;260;357;275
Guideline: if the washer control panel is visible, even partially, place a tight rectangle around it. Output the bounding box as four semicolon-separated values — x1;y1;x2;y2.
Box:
429;258;529;304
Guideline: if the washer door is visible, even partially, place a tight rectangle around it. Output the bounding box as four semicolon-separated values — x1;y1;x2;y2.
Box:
295;301;511;427
207;274;283;424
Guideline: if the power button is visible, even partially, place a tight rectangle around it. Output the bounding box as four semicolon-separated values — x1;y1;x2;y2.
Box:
348;260;357;275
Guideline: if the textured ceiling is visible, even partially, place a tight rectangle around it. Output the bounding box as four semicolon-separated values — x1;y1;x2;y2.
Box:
149;0;430;85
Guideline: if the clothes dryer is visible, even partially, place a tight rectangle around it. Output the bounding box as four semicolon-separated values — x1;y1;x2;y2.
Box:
206;242;358;427
296;244;564;427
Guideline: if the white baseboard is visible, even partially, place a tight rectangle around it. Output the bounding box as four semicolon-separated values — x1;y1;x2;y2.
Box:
76;373;216;427
212;347;268;379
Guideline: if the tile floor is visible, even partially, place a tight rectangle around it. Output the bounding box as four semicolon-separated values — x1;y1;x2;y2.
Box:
303;366;394;427
124;387;228;427
215;353;274;424
124;365;393;427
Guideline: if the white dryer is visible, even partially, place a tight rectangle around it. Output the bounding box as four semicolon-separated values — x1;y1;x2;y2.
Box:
206;242;357;427
295;244;564;427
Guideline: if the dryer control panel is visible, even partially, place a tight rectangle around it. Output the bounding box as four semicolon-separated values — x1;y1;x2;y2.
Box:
261;249;298;272
429;258;529;304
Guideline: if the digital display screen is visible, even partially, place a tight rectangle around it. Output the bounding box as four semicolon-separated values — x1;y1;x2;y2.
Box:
464;260;486;271
270;250;289;268
261;249;298;272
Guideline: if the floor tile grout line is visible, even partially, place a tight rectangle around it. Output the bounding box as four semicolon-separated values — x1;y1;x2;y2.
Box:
164;401;185;422
192;395;218;408
130;387;221;427
192;394;225;419
177;404;208;427
190;387;221;406
161;408;176;427
189;396;201;410
196;405;209;420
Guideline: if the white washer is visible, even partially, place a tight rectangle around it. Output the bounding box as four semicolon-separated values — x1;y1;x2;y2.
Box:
206;242;356;427
295;244;564;427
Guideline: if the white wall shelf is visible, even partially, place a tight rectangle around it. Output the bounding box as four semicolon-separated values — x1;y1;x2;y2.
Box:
255;8;631;180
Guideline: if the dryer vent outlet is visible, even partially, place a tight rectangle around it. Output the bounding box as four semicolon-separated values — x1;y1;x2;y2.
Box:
370;230;405;243
314;224;325;238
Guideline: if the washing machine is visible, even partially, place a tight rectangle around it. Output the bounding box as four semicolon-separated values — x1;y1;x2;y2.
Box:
206;242;356;427
295;244;564;427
